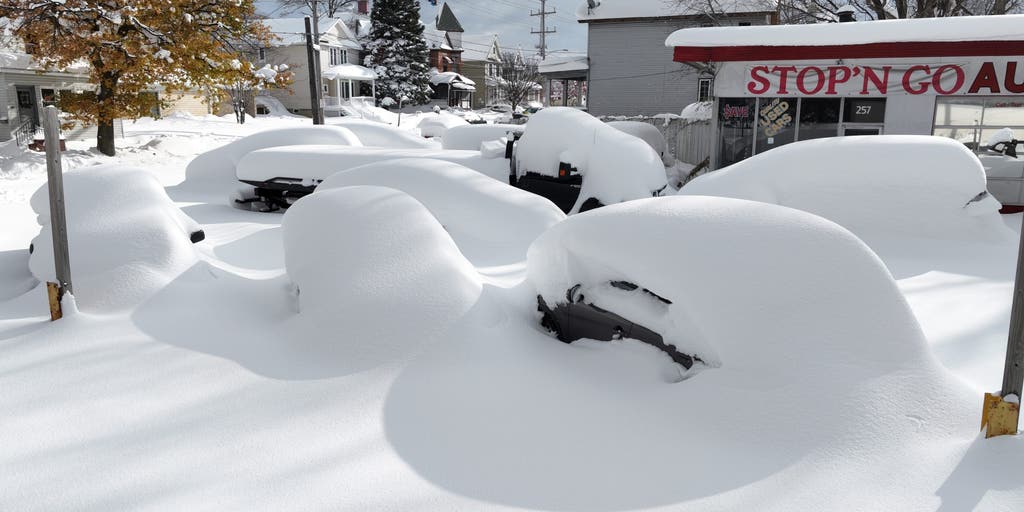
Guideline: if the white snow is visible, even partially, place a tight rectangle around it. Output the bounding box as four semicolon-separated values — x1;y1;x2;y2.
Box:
516;107;668;212
681;100;714;121
254;95;301;117
185;125;363;191
317;158;565;265
3;113;1024;511
429;71;476;86
236;144;511;183
328;117;436;148
606;120;670;165
681;135;1013;246
578;0;770;21
29;165;201;311
321;63;377;81
987;127;1016;147
666;13;1024;48
441;123;523;151
417;111;469;138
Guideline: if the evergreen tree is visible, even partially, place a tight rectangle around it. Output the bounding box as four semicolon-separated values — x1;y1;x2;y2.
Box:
364;0;432;107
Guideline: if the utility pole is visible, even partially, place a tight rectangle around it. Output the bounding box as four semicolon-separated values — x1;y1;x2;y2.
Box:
310;0;325;123
530;0;556;60
304;17;323;124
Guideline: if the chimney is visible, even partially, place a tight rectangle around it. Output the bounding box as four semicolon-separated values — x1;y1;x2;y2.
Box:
836;5;856;22
358;0;369;14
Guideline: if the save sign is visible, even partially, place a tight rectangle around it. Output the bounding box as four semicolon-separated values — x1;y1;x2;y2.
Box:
746;61;1024;96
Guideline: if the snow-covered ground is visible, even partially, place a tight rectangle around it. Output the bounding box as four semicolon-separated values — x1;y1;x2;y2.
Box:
2;114;1024;511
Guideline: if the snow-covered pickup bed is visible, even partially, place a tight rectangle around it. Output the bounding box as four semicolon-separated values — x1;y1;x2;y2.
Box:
234;145;511;211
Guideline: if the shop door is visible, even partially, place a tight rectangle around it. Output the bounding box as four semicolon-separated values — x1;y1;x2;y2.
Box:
842;125;883;136
15;86;38;128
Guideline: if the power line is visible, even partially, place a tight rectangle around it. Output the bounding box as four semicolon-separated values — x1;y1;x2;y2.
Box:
530;0;556;59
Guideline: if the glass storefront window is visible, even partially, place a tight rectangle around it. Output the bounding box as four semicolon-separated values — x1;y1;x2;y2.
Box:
934;97;985;126
798;98;841;141
755;97;797;154
933;96;1024;151
718;98;755;167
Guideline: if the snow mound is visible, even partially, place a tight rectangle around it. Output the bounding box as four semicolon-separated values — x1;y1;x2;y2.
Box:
327;117;435;149
517;107;668;213
680;100;713;121
184;126;363;191
237;145;512;183
441;123;524;151
341;96;400;124
986;127;1015;147
29;165;201;311
282;186;482;350
318;158;565;264
606;120;671;165
254;95;301;117
417;112;469;138
680;136;1012;244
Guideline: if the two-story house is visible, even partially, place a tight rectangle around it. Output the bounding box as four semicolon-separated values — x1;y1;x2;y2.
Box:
462;36;502;109
425;2;475;108
576;0;777;116
261;13;377;117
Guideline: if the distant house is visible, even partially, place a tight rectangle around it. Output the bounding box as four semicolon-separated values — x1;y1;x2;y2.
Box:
576;0;777;116
425;2;475;107
260;12;376;117
462;36;502;109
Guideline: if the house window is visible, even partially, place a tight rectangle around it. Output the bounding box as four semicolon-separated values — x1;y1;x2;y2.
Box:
258;47;266;61
328;47;348;66
738;22;752;26
698;78;712;102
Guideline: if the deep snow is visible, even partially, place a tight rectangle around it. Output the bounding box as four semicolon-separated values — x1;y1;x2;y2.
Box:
2;114;1024;511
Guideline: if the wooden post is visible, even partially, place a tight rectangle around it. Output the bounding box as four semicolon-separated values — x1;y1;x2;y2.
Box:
983;212;1024;436
304;17;323;125
42;106;73;321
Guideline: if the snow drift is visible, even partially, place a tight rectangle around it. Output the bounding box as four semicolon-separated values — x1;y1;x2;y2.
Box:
237;145;512;183
282;186;481;352
318;158;565;264
441;123;524;151
516;107;668;213
328;117;436;149
681;135;1013;244
29;165;201;311
606;120;672;166
417;111;469;138
185;125;363;191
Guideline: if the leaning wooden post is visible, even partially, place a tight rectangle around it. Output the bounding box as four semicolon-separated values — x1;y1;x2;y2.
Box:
983;220;1024;437
42;106;73;321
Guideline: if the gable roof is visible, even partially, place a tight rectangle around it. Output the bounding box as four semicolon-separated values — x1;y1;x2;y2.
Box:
262;17;357;47
436;2;464;33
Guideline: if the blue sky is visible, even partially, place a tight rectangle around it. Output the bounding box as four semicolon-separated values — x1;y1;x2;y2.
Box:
257;0;588;58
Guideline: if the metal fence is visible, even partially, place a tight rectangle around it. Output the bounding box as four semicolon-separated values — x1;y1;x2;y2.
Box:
13;118;35;147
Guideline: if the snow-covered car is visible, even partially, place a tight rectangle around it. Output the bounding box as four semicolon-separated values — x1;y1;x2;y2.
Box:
441;123;524;151
977;138;1024;208
527;195;927;383
512;107;668;214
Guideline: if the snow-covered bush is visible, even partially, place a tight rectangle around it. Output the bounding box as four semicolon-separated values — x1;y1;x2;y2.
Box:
318;158;565;263
606;120;671;166
282;186;481;349
29;165;201;311
680;135;1012;244
441;123;524;151
516;107;667;213
185;126;363;191
329;118;435;149
417;111;469;138
236;145;512;183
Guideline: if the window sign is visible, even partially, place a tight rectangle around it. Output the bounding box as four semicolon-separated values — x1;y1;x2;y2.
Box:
756;97;796;153
718;98;755;167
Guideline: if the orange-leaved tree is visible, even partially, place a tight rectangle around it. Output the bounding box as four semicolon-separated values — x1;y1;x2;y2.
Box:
0;1;274;155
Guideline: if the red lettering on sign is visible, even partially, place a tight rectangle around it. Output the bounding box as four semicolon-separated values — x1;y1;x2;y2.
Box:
1005;62;1024;94
968;62;1001;94
902;65;931;94
796;67;825;95
826;66;852;95
747;66;771;95
932;65;965;95
860;66;890;95
771;66;797;94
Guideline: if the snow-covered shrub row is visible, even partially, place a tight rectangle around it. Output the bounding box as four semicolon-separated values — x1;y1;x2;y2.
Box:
441;123;524;151
516;107;668;213
282;186;481;349
29;165;201;311
318;158;565;263
329;118;436;149
185;126;363;190
527;195;930;381
680;135;1013;244
236;145;512;183
605;120;671;166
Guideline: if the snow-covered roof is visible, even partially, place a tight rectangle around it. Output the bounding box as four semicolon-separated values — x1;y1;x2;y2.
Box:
430;71;476;86
322;63;377;81
577;0;772;22
263;17;359;48
666;13;1024;48
336;11;372;38
0;51;89;74
539;55;589;74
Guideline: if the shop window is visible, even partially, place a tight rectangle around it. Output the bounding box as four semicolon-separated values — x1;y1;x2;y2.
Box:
717;98;755;168
698;78;712;102
842;98;886;124
755;97;796;154
798;98;841;141
933;97;1024;150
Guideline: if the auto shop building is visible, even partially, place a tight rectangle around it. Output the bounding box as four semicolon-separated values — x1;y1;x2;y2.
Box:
665;14;1024;171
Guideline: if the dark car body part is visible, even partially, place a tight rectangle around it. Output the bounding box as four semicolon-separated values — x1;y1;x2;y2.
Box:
537;283;697;369
237;177;321;211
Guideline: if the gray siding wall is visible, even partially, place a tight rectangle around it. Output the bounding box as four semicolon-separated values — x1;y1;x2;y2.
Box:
586;14;771;117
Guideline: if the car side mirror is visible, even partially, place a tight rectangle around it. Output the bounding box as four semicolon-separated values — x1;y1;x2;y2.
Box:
1006;142;1018;159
